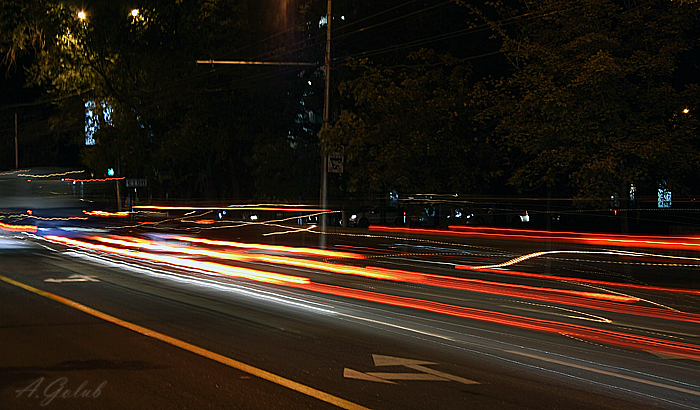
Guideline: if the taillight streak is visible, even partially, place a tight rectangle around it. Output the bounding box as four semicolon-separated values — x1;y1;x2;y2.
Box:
86;235;700;325
44;234;700;361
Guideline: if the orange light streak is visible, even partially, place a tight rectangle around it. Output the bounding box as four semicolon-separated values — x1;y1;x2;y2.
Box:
193;219;215;225
252;257;700;324
83;210;129;218
372;225;700;252
46;234;700;360
0;221;38;233
95;234;700;324
45;235;309;285
170;235;363;259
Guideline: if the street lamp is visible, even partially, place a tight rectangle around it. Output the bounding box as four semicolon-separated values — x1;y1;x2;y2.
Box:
77;11;86;20
131;9;139;18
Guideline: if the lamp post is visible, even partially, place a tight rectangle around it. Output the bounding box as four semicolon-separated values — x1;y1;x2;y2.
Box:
319;0;331;247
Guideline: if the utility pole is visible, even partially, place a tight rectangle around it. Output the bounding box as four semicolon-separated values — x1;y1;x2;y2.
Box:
196;1;332;247
319;0;331;248
14;112;18;170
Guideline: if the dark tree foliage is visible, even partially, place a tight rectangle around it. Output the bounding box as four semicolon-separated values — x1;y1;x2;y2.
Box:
322;50;504;196
0;0;321;201
2;0;698;203
465;0;700;203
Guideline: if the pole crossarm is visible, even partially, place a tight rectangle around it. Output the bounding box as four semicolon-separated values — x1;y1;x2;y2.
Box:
196;59;317;67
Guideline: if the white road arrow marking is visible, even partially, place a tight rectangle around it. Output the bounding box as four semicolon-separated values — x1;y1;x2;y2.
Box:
44;274;100;283
343;368;397;384
372;354;436;367
344;354;479;385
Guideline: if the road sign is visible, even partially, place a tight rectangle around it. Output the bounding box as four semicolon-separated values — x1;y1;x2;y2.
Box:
126;178;147;187
328;152;344;173
343;354;479;385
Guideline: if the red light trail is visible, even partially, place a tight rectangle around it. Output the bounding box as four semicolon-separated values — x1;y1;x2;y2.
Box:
295;282;700;362
83;235;700;324
43;234;700;361
65;177;125;182
371;225;700;252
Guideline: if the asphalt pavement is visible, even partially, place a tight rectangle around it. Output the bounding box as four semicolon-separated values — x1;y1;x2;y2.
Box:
1;223;699;410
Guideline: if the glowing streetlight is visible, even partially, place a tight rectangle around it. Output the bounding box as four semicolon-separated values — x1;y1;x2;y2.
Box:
130;9;139;17
77;11;86;20
683;108;690;114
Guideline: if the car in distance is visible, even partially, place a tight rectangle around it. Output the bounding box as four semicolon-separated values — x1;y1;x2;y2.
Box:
348;206;404;228
448;204;529;226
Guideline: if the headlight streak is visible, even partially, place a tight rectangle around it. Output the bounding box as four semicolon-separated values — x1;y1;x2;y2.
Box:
1;213;89;221
333;312;455;340
129;205;337;234
464;249;700;270
0;168;30;176
322;229;504;256
104;209;216;231
456;263;700;296
59;245;472;343
81;234;700;325
45;235;309;285
263;224;318;236
504;300;613;323
59;250;340;317
192;212;335;234
83;210;129;218
169;235;363;259
43;234;700;361
17;169;84;178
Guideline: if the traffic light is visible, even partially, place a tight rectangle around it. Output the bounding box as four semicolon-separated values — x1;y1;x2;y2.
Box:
107;168;115;176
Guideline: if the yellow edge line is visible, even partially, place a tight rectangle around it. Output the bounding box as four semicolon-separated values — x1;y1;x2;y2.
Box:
0;274;372;410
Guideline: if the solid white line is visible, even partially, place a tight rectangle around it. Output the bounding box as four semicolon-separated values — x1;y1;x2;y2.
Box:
507;350;700;397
